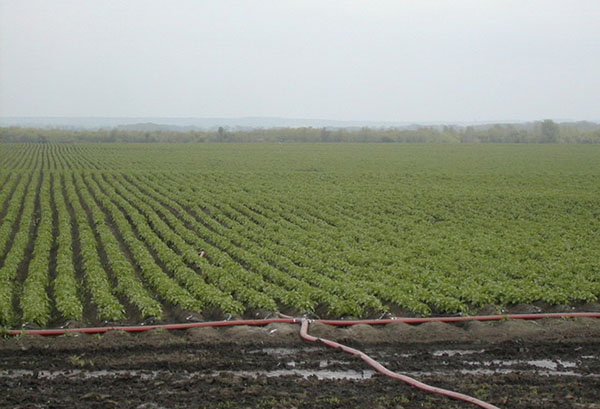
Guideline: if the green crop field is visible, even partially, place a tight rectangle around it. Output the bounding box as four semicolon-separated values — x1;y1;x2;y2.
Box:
0;143;599;327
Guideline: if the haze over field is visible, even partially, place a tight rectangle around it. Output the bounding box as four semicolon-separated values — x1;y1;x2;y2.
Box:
1;0;599;124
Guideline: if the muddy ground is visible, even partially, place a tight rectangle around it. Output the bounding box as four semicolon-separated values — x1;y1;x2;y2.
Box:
1;318;600;409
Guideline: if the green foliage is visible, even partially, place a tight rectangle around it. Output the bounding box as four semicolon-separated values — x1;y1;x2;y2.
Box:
64;171;125;322
0;143;599;326
21;173;53;325
52;173;84;321
72;173;163;319
0;172;41;325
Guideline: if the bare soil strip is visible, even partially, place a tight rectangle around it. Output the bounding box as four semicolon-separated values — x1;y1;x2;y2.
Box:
1;319;599;409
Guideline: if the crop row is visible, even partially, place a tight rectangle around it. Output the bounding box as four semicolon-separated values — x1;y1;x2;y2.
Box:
0;172;41;324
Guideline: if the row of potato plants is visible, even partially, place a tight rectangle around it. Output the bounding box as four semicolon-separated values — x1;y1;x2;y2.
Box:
0;171;14;203
0;172;40;324
52;174;84;320
0;173;26;260
20;173;53;324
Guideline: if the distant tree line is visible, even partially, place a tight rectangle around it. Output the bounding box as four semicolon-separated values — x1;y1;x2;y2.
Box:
1;120;600;143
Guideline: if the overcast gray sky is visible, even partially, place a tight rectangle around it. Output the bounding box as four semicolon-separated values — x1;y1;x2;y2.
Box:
1;0;599;122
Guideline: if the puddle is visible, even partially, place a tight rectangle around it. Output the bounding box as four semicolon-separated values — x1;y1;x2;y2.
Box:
415;369;599;378
248;347;321;356
219;369;376;380
319;359;350;368
2;367;597;380
432;349;485;357
0;370;160;380
0;368;376;381
387;352;415;358
284;359;352;369
466;359;578;371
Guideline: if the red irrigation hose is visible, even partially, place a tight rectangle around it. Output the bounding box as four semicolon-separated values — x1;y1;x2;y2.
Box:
300;319;500;409
317;311;600;326
5;318;299;336
7;312;600;336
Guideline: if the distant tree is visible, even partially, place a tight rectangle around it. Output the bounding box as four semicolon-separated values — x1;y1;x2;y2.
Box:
460;126;478;143
217;126;225;141
540;119;560;143
216;126;234;142
320;127;331;142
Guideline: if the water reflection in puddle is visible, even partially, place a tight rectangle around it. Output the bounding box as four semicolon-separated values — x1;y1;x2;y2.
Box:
222;369;377;380
465;359;578;371
0;368;376;381
248;347;321;355
432;349;485;357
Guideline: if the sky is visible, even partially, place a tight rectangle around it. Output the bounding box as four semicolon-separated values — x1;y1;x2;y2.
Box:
1;0;599;123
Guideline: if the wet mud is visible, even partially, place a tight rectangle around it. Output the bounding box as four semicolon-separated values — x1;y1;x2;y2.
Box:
1;318;600;408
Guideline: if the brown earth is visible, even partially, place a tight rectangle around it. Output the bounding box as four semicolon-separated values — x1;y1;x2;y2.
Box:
1;318;600;409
